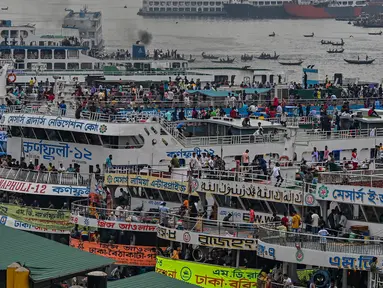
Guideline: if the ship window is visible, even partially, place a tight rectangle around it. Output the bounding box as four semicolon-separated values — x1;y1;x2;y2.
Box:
54;63;65;70
54;49;65;59
10;30;19;38
265;1;270;4
203;1;209;5
173;1;178;4
210;1;215;5
33;128;48;140
161;1;165;5
46;129;62;141
149;7;154;10
9;127;22;137
271;1;276;4
27;49;38;59
355;0;364;4
68;50;79;59
216;7;221;10
203;7;209;10
14;49;25;60
191;7;197;10
68;63;79;70
87;134;101;146
101;135;118;148
160;7;165;10
0;30;9;39
41;49;52;59
259;1;264;4
154;1;159;5
348;1;352;4
210;7;215;11
145;188;162;201
185;1;190;5
46;63;52;70
185;7;190;11
179;1;184;5
133;62;143;69
166;7;171;10
149;1;153;5
179;7;185;11
191;2;197;5
160;190;180;202
72;131;89;144
22;127;35;139
216;1;221;4
172;62;181;68
58;130;75;143
20;30;28;38
81;63;92;69
197;1;203;5
277;1;282;4
154;6;159;9
167;1;171;4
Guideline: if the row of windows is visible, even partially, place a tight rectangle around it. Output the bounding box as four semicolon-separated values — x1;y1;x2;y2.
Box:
148;7;222;11
147;1;222;6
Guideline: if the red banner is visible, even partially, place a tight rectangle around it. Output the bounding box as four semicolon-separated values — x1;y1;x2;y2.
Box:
69;238;160;266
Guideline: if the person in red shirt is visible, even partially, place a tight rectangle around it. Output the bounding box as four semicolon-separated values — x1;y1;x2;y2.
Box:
249;207;255;223
351;148;358;170
230;108;237;118
273;96;279;108
269;109;276;118
281;212;289;228
368;107;380;118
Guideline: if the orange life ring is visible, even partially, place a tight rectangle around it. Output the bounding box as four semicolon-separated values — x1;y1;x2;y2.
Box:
7;73;16;83
279;155;289;166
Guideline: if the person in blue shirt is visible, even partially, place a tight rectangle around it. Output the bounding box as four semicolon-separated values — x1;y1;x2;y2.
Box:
59;100;67;116
106;155;113;169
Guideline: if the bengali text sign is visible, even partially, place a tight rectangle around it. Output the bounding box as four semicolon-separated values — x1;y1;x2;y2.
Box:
0;215;69;234
0;203;71;230
156;256;260;287
70;238;161;266
104;173;188;194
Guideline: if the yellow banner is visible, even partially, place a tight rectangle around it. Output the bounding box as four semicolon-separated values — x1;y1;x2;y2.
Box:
155;256;260;287
104;174;188;194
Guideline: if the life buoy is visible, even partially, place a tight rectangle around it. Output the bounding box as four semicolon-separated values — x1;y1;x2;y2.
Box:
7;73;16;83
279;155;289;166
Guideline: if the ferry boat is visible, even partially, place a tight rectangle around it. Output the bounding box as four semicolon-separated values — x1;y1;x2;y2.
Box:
137;0;228;17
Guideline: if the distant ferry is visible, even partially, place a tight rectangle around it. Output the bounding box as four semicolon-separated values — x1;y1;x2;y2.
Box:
137;0;228;16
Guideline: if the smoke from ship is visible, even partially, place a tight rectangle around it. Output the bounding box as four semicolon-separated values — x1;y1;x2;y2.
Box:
137;30;153;45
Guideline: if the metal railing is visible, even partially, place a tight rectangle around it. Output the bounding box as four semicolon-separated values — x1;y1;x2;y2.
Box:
71;200;160;224
258;223;383;255
159;211;263;238
318;171;383;187
0;167;92;186
295;128;383;142
105;166;189;182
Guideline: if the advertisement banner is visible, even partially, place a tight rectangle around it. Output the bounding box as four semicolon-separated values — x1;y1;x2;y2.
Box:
156;256;260;287
0;203;72;230
70;238;159;266
0;215;69;234
71;215;158;232
104;174;188;194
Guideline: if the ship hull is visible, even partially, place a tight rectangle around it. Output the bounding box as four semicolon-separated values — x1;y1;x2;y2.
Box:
223;4;289;19
283;3;362;19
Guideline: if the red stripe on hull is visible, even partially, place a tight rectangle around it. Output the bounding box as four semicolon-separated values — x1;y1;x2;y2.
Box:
284;3;332;18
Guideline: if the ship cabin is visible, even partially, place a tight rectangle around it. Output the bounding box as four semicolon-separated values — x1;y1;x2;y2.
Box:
141;0;227;14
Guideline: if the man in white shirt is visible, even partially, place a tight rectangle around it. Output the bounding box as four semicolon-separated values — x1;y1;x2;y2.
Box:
190;152;198;172
272;162;284;187
201;153;208;168
283;274;293;288
208;155;215;170
57;163;66;173
311;211;319;234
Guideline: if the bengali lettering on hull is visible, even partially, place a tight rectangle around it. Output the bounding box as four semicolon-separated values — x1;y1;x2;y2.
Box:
0;179;89;197
257;240;380;271
156;256;260;288
71;215;158;232
0;215;69;234
157;226;257;251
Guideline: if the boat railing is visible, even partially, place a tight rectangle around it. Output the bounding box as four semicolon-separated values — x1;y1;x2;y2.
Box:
258;222;383;255
295;127;383;142
318;171;383;187
158;211;270;238
0;167;92;186
71;199;161;225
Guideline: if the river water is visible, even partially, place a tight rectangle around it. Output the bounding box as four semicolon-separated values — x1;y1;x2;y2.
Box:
2;0;383;82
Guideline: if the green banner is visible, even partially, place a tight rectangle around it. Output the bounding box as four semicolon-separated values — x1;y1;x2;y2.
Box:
0;203;72;230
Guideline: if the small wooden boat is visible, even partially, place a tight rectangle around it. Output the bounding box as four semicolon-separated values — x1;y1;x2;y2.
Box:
321;40;332;45
368;31;382;35
327;48;344;53
331;39;344;46
187;58;196;63
304;33;314;37
269;32;275;37
211;57;235;64
344;58;375;64
278;60;304;66
241;54;253;61
257;54;279;60
201;52;219;60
